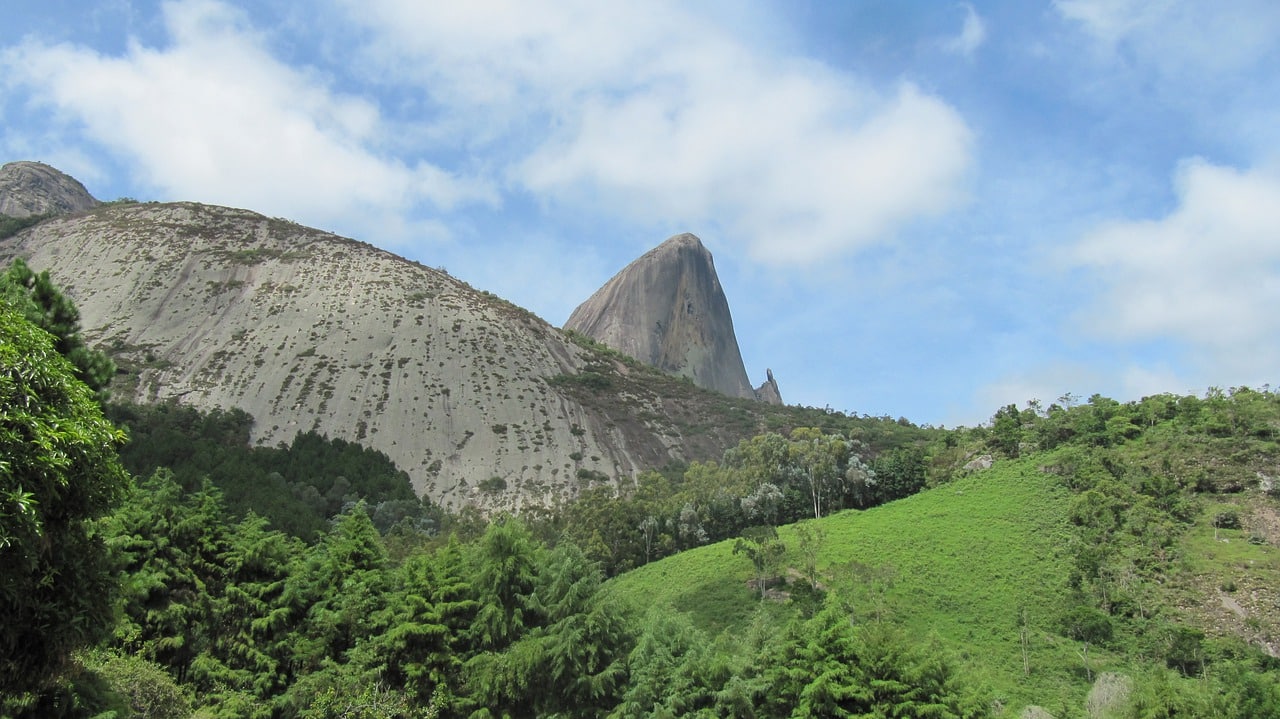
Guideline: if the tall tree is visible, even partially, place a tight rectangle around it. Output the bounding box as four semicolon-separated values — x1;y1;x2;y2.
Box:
0;303;129;696
788;428;849;519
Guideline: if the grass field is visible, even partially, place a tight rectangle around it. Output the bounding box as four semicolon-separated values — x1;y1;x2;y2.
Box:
606;458;1114;714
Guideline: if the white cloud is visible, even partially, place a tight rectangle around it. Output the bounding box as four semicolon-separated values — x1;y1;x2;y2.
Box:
1070;159;1280;381
1053;0;1152;45
942;3;987;58
340;0;973;266
972;363;1104;419
968;360;1194;426
1;0;494;237
1055;0;1280;75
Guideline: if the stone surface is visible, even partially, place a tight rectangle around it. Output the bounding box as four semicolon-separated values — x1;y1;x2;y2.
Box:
0;201;782;510
565;233;763;401
755;368;783;405
0;161;100;218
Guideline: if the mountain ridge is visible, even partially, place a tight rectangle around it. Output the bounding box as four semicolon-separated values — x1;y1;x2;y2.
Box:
0;174;810;509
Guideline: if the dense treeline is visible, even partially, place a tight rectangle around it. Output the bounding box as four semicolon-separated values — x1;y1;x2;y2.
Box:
7;472;989;717
538;428;929;576
105;402;440;541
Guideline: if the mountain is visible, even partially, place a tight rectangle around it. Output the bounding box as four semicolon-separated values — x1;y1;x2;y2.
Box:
0;181;809;510
0;161;100;218
565;232;781;404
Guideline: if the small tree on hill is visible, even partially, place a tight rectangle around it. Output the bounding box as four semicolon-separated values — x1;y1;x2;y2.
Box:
734;525;786;599
1061;604;1113;681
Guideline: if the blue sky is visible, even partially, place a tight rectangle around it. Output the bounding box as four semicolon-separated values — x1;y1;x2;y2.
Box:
3;1;1279;427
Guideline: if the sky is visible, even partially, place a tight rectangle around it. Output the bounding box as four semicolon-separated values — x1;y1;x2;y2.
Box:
3;0;1279;427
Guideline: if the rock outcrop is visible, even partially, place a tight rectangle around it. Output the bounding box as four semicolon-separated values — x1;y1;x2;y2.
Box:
0;199;788;510
0;161;100;218
755;368;783;405
565;233;779;403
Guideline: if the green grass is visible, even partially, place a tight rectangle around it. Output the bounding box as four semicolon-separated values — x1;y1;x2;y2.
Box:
607;459;1103;713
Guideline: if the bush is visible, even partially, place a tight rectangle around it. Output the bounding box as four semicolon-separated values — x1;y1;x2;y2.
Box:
89;652;192;719
1214;511;1242;530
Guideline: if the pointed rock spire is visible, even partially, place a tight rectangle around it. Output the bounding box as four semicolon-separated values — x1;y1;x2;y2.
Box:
565;232;778;403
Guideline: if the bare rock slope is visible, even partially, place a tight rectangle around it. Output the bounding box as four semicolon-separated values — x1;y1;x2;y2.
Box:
0;161;100;218
1;202;786;509
565;233;780;404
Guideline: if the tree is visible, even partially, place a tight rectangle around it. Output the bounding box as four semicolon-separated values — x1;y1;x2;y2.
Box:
788;428;849;519
106;470;231;683
0;303;129;696
1060;604;1112;681
989;404;1023;457
794;520;827;591
469;519;540;650
2;258;115;398
734;525;786;599
366;537;478;712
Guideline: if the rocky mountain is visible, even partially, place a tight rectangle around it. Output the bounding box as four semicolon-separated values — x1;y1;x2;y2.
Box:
1;177;801;510
0;161;100;218
565;233;781;404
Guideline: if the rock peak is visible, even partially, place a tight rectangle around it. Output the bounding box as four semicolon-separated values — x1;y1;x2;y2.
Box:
660;232;705;248
0;161;100;219
565;233;779;403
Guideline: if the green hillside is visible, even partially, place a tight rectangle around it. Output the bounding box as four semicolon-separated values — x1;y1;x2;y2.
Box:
608;459;1085;710
607;403;1280;716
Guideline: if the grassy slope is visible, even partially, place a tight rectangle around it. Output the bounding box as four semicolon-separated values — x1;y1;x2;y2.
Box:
607;459;1101;713
1175;497;1280;652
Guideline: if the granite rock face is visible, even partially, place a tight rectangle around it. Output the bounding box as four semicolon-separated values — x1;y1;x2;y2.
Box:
565;233;779;403
0;199;786;510
0;161;100;218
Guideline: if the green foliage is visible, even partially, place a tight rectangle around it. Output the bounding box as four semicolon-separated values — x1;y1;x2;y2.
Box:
766;601;986;718
87;651;192;719
105;470;231;681
2;258;116;398
106;401;435;540
0;212;52;239
610;459;1080;709
0;302;129;696
733;525;786;599
545;425;931;577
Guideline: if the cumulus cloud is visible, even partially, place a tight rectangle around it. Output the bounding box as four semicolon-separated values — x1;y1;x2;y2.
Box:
1070;159;1280;381
340;0;973;265
942;3;987;58
1;0;494;236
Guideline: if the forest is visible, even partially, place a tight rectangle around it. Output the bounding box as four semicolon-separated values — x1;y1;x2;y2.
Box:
3;258;1280;718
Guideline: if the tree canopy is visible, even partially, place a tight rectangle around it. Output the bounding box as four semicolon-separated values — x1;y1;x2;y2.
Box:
0;301;129;695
